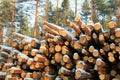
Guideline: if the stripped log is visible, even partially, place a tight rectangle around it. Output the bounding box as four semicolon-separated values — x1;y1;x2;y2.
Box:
0;18;120;80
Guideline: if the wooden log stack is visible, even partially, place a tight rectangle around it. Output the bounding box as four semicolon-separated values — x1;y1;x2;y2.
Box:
0;17;120;80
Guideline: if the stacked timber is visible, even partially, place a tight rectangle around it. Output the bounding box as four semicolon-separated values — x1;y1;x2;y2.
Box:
0;17;120;80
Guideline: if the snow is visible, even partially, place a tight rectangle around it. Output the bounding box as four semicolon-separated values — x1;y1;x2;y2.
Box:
115;28;120;31
13;32;40;44
0;45;13;52
4;63;13;66
21;37;40;45
76;68;87;73
0;71;6;75
8;67;20;71
45;72;55;77
11;49;21;55
58;67;70;74
0;56;4;60
24;78;34;80
17;52;28;59
5;75;12;78
13;32;30;39
15;0;46;27
21;38;32;44
13;39;20;44
32;49;40;53
77;60;85;66
0;51;12;58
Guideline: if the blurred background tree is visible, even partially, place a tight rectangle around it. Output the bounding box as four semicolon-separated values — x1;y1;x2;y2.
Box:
0;0;13;45
81;0;90;24
84;0;120;29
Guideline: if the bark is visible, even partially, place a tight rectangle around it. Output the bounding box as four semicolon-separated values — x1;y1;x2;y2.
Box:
90;0;93;21
56;0;59;25
33;0;38;38
0;27;3;44
45;0;49;21
8;0;15;46
117;6;120;27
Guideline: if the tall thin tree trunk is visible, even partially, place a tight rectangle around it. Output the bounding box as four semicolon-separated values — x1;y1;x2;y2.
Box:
0;27;3;45
8;0;15;46
90;0;93;21
33;0;38;38
63;11;67;27
56;0;59;25
64;8;68;27
75;0;77;17
117;0;120;27
0;1;3;45
45;0;49;21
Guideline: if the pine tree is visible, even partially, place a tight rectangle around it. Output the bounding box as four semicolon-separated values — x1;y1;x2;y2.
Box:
0;0;13;45
61;0;69;27
33;0;38;38
44;0;74;27
115;0;120;27
56;0;59;25
18;16;29;36
81;0;90;24
8;0;16;46
45;0;49;21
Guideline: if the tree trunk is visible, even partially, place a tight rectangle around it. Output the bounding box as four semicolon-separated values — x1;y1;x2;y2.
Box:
90;0;93;21
64;7;68;27
33;0;38;38
75;0;77;17
0;27;3;45
56;0;59;25
117;1;120;27
63;11;67;27
8;0;15;46
45;0;49;21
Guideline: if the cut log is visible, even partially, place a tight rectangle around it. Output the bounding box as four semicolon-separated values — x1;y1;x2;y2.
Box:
67;19;81;34
109;21;116;34
75;69;91;79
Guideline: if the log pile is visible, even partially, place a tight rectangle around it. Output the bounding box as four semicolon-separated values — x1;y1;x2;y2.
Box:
0;17;120;80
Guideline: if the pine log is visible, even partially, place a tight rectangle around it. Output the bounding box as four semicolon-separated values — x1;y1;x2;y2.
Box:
87;20;94;31
94;23;103;33
67;19;81;34
59;29;77;41
79;34;88;46
109;21;116;35
34;54;46;62
53;36;64;45
54;53;63;63
44;21;63;32
63;55;71;63
75;69;91;79
32;71;41;79
99;73;110;80
45;32;55;39
31;49;40;57
12;39;20;49
74;17;83;29
0;45;12;54
58;67;74;76
81;23;91;36
0;71;6;79
43;25;59;35
73;52;80;60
